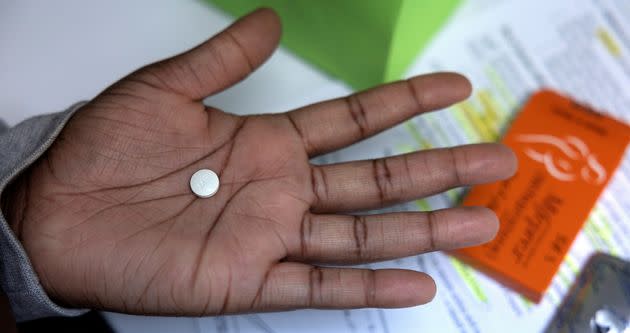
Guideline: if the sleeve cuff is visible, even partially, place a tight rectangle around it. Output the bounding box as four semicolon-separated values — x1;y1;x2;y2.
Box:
0;102;89;321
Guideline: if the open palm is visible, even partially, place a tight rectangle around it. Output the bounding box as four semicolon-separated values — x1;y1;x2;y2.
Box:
5;9;516;316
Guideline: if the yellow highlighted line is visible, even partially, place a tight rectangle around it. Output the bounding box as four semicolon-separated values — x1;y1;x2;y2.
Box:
597;27;622;57
587;211;618;255
452;105;482;142
563;254;579;275
404;121;432;149
519;295;533;309
485;67;517;111
456;101;497;141
396;143;415;154
478;89;501;126
415;199;432;211
450;258;488;303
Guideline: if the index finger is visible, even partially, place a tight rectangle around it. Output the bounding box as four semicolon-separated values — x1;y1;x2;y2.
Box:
284;72;472;157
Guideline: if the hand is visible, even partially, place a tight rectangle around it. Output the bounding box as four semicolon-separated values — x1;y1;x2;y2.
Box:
3;9;516;316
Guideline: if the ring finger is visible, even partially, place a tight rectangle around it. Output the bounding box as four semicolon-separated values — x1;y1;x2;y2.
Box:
290;207;498;264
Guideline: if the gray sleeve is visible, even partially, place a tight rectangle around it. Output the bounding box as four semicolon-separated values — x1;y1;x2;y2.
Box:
0;102;89;322
0;120;8;134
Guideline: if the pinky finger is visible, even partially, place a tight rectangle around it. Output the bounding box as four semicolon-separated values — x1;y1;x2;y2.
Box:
249;262;436;311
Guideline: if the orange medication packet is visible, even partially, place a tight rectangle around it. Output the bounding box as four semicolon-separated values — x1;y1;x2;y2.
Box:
454;90;630;302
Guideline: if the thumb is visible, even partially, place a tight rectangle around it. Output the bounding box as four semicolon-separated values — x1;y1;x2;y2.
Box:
133;8;281;100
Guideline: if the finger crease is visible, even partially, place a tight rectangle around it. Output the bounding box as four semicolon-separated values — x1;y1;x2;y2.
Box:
425;211;438;251
447;147;465;185
142;66;182;96
404;79;424;111
308;267;324;307
344;95;369;137
362;269;377;307
372;159;393;204
125;76;168;94
285;113;314;154
250;267;273;310
300;214;313;258
352;216;369;260
224;30;255;73
310;167;329;208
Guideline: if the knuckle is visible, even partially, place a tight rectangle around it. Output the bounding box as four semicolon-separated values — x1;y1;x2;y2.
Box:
405;79;426;109
285;113;315;154
300;214;313;258
352;216;369;260
371;159;396;204
310;167;329;207
361;269;377;307
222;30;255;73
344;94;370;137
447;147;467;184
425;210;441;250
308;267;324;307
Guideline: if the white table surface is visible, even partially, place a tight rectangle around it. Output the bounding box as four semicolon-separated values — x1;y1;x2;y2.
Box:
0;0;349;125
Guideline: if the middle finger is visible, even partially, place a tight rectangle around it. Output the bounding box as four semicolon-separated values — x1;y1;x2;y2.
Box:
310;143;516;212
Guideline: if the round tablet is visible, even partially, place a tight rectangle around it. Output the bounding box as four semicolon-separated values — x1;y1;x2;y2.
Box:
190;169;220;198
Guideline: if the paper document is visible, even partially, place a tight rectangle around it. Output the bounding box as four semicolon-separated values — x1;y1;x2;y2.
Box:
200;0;630;331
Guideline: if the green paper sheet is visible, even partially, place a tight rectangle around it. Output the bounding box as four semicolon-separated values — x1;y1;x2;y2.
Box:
208;0;461;90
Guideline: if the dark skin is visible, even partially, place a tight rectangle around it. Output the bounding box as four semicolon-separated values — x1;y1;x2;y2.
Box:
2;9;516;316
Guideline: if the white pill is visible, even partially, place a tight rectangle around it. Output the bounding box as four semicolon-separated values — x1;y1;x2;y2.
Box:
190;169;220;198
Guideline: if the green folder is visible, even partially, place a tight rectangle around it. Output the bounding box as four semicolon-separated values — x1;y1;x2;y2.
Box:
208;0;461;90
